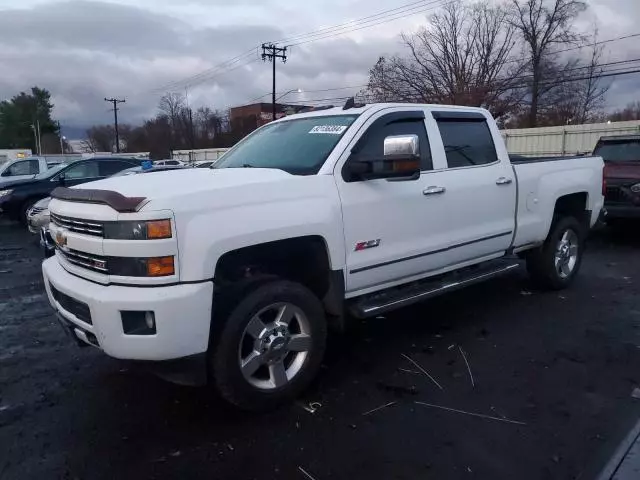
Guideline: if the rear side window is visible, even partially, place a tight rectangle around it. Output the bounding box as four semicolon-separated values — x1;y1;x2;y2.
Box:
100;161;136;177
435;115;498;168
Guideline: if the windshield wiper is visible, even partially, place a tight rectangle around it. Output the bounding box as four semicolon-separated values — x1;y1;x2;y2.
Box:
241;164;254;168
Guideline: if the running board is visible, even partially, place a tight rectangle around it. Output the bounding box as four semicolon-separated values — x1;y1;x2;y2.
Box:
349;260;520;318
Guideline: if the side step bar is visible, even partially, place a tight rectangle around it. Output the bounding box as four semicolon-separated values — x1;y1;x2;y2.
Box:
349;260;520;318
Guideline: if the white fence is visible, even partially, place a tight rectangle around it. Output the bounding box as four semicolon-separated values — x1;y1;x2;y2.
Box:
501;120;640;157
171;149;229;163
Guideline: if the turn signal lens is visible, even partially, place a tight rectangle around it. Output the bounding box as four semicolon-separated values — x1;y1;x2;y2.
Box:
146;220;172;239
146;256;175;277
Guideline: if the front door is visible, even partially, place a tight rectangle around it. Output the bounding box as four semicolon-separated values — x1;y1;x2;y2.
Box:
337;109;445;294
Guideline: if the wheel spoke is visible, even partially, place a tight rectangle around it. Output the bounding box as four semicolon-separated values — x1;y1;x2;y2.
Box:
561;230;570;243
245;316;267;339
288;334;312;352
241;351;263;377
569;245;578;256
560;262;571;277
275;304;295;325
555;256;562;270
269;361;288;388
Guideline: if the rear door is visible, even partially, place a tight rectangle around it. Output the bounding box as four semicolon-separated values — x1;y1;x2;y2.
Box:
425;110;516;266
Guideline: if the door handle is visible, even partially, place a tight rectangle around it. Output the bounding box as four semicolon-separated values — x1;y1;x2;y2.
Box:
423;186;446;196
496;177;513;185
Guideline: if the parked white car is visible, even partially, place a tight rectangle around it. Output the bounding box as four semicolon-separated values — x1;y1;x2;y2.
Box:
0;157;62;187
153;159;185;167
42;102;604;410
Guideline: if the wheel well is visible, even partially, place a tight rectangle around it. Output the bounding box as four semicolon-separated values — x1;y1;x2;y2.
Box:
214;236;333;300
553;192;589;225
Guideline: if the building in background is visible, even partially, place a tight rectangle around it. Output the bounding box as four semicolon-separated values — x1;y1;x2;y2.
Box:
0;149;32;165
229;103;314;135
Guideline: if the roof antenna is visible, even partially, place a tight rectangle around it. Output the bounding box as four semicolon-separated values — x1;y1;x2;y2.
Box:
343;97;355;110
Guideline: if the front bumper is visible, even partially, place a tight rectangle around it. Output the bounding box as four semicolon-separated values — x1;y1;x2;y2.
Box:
42;257;214;361
604;204;640;220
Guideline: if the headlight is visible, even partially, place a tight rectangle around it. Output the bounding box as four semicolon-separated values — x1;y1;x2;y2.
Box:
0;189;13;198
103;219;172;240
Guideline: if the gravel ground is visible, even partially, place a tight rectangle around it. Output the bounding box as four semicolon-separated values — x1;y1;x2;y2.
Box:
1;219;640;480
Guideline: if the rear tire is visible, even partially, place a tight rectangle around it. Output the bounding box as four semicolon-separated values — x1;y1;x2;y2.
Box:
209;279;327;411
526;216;585;290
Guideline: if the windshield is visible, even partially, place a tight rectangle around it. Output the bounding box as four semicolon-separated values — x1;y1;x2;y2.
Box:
215;115;359;175
594;141;640;163
35;163;66;179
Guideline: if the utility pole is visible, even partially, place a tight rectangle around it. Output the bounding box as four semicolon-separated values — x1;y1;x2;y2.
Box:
261;43;288;121
104;97;126;153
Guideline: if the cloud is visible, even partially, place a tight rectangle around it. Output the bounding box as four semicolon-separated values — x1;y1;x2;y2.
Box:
0;0;638;135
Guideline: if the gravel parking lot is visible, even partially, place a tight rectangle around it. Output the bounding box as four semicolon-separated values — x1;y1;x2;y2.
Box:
1;219;639;480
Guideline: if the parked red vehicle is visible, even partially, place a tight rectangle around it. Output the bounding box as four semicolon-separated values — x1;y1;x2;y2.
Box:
594;135;640;224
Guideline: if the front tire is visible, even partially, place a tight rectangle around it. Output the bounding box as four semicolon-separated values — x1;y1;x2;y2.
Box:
526;216;585;290
209;279;327;411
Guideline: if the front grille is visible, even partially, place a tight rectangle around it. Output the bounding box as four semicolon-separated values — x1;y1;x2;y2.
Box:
50;284;92;325
51;213;104;237
605;186;624;203
58;248;108;274
29;206;46;216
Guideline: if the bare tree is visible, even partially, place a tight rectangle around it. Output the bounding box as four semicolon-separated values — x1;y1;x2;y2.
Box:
364;1;526;119
83;125;115;152
509;0;587;127
609;101;640;122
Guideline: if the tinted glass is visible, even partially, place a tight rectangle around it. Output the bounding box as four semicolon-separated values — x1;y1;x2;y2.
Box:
100;161;135;176
216;115;359;175
594;141;640;163
62;161;100;180
36;164;66;179
436;119;498;168
353;117;432;170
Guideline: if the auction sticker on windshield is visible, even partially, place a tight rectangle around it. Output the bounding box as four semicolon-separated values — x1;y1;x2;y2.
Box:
309;125;348;134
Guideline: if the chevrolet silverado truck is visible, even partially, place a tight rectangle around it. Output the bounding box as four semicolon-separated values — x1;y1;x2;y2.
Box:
42;102;604;410
593;135;640;224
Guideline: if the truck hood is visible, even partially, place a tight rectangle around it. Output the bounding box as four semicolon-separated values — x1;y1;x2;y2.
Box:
73;167;296;202
604;162;640;181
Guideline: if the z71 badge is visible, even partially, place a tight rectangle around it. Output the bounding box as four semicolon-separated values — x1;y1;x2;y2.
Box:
355;239;381;251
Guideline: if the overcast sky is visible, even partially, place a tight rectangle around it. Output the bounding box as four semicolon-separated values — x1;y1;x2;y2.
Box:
0;0;638;136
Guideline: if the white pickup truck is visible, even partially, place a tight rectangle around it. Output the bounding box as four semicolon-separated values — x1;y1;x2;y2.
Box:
0;157;63;187
42;102;604;410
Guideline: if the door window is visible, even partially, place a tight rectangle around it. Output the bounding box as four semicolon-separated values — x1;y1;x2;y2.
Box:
435;116;498;168
61;161;100;180
4;160;39;176
350;113;432;172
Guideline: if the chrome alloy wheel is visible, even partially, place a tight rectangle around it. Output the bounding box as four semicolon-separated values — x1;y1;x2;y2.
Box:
554;229;579;279
238;302;313;390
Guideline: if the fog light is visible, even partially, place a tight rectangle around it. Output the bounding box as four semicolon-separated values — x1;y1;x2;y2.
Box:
121;311;157;335
145;311;155;329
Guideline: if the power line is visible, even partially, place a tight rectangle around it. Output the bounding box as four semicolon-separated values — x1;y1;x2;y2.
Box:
289;2;450;47
273;0;444;45
151;47;259;93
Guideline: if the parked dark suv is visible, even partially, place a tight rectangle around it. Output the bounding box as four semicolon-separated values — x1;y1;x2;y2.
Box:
594;135;640;225
0;157;143;223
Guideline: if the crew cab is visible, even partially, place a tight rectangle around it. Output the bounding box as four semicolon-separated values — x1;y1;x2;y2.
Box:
593;135;640;224
41;103;604;410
